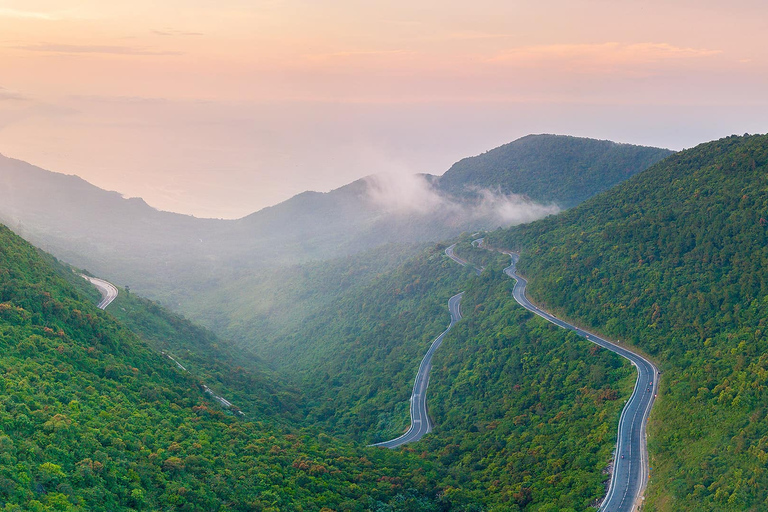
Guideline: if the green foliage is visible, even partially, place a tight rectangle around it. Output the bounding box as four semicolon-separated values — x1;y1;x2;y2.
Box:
107;289;302;420
424;260;633;510
178;242;423;357
487;133;768;510
274;239;634;509
278;245;476;443
438;134;672;208
0;223;449;510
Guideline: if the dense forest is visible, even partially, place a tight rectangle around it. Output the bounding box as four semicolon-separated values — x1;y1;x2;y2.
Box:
488;133;768;510
0;224;453;510
254;236;635;509
0;215;642;511
177;243;424;357
437;134;672;209
423;252;634;510
274;244;475;443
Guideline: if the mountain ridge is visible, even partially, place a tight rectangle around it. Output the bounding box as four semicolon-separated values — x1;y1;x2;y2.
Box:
0;134;672;309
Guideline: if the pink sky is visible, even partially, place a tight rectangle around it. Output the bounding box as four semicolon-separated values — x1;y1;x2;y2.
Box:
1;0;766;218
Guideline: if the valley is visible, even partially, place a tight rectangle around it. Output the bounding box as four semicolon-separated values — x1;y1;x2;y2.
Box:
1;132;766;510
2;2;763;510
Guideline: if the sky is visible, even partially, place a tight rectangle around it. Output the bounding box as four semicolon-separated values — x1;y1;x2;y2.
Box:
1;0;767;218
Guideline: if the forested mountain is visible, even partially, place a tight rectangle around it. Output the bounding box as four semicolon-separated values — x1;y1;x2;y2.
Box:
425;244;634;509
0;134;674;509
438;134;672;208
0;223;455;510
0;135;670;307
487;133;768;510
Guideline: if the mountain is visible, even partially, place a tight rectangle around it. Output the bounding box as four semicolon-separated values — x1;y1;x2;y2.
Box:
0;135;672;305
0;222;456;510
0;130;678;509
487;133;768;510
438;134;673;208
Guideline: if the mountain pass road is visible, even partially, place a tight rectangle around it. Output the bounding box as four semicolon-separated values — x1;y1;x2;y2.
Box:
501;250;658;512
371;291;463;448
81;275;118;309
445;243;482;275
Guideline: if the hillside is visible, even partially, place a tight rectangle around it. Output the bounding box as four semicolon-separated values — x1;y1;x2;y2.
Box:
487;133;768;510
0;223;454;510
425;247;634;509
438;134;672;208
268;237;635;509
178;242;425;349
274;244;474;443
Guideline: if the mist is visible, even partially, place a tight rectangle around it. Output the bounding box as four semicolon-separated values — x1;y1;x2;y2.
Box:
364;172;560;228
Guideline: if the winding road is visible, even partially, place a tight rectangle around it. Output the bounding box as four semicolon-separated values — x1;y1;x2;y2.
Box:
371;245;473;448
81;273;245;415
445;243;482;275
80;275;118;309
371;291;463;448
499;249;658;512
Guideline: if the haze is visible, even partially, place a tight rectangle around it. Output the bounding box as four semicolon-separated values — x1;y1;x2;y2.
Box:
1;0;766;218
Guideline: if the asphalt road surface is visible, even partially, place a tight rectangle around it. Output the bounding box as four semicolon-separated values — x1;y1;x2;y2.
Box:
370;291;464;448
445;243;482;275
501;251;658;512
81;275;118;309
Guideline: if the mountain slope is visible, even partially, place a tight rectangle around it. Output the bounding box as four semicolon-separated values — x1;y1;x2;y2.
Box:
270;237;635;509
0;223;450;510
487;133;768;510
438;134;673;208
426;248;634;510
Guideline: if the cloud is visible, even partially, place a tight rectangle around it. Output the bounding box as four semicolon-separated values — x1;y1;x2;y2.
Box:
305;49;415;62
364;173;559;227
365;173;444;215
0;7;58;20
471;188;561;225
151;29;204;37
16;43;182;56
0;87;27;102
489;42;722;70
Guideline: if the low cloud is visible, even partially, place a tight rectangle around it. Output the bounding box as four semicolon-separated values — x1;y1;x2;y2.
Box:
0;8;58;20
16;43;182;56
365;173;444;215
489;42;722;71
0;87;27;102
364;173;559;227
151;29;204;37
471;188;561;225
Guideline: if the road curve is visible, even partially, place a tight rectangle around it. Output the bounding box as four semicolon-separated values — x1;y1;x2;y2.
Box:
80;275;118;309
501;250;658;512
371;291;464;448
445;243;482;275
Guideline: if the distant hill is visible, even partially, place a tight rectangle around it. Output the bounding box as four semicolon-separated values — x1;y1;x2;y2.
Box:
438;134;673;208
0;135;671;305
487;133;768;510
